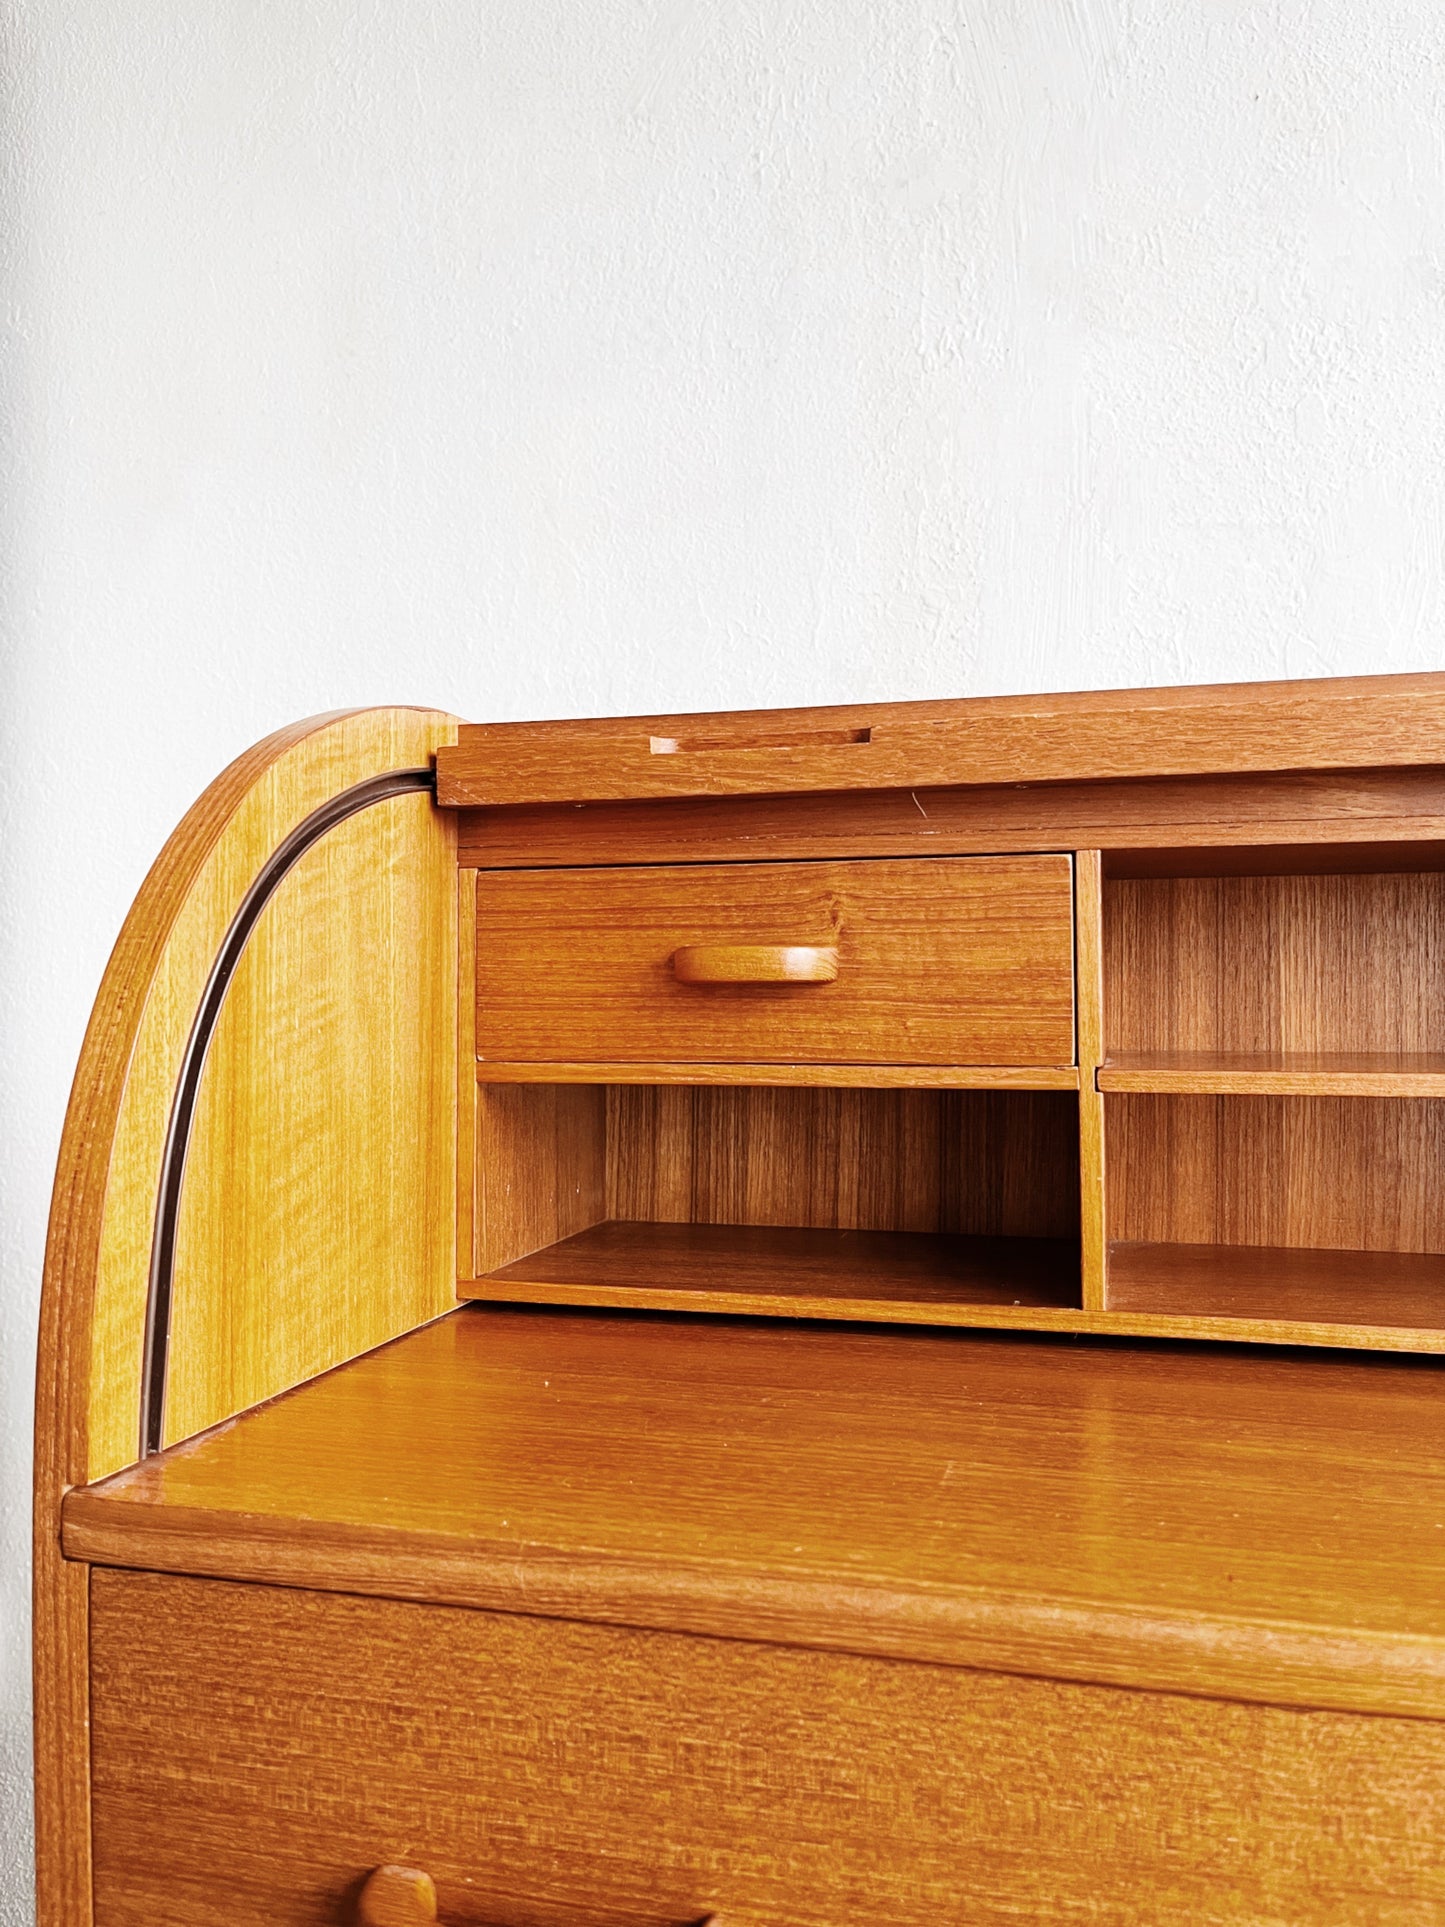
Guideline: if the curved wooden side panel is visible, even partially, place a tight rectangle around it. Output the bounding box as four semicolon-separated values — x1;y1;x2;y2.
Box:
34;706;458;1927
161;784;458;1451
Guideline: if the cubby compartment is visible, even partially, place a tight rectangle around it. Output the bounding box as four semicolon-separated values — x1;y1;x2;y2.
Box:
1096;849;1445;1340
1099;849;1445;1094
461;1082;1083;1326
1104;1091;1445;1337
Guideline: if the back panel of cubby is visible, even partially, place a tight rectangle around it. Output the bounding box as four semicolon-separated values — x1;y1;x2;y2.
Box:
1110;1093;1445;1254
605;1086;1080;1240
1104;871;1445;1054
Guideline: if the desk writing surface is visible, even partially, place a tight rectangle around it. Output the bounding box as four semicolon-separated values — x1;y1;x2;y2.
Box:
64;1303;1445;1718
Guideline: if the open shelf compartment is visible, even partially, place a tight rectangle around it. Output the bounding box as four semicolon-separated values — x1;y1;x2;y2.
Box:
462;1082;1083;1326
1099;846;1445;1342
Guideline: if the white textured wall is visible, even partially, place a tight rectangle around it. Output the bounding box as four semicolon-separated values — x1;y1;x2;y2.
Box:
3;1;1444;1915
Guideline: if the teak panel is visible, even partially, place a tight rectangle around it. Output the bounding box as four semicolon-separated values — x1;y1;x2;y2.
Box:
436;669;1445;804
1109;1093;1445;1253
34;706;456;1927
90;1569;1445;1927
469;1220;1083;1323
1109;1242;1445;1333
162;787;458;1452
473;1083;606;1276
457;773;1445;869
1075;850;1108;1310
65;1307;1445;1718
477;1060;1081;1089
1104;870;1445;1057
474;855;1075;1068
605;1085;1080;1238
84;708;458;1480
1100;1050;1445;1096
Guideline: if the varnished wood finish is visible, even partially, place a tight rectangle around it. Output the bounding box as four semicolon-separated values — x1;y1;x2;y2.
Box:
473;1083;606;1275
162;774;458;1452
671;942;839;984
1104;869;1445;1057
476;1060;1081;1089
45;672;1445;1927
1109;1093;1445;1254
467;1220;1082;1323
458;772;1445;870
90;1568;1445;1927
64;1306;1445;1716
436;670;1445;805
603;1085;1080;1238
469;1083;1081;1309
33;707;453;1927
357;1865;437;1926
1075;850;1108;1310
85;709;458;1478
1100;1049;1445;1095
455;871;477;1281
1109;1241;1445;1335
475;855;1076;1069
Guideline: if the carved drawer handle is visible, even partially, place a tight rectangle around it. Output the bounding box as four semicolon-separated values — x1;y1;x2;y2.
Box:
358;1864;722;1925
672;944;838;985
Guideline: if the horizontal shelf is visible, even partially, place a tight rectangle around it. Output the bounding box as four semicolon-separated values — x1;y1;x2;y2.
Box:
1098;1051;1445;1097
478;1061;1081;1090
1108;1242;1445;1339
460;1225;1445;1353
463;1221;1083;1325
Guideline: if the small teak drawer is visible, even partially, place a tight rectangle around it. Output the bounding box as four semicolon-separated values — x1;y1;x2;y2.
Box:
475;854;1075;1067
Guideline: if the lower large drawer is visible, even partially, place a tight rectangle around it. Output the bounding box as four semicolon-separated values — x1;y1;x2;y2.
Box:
91;1570;1445;1927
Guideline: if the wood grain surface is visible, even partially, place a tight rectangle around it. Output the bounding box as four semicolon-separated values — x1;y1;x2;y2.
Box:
1108;1093;1445;1253
455;870;478;1282
64;1305;1445;1717
1100;1050;1445;1096
457;775;1445;870
90;1568;1445;1927
33;706;454;1927
1075;850;1109;1310
1109;1242;1445;1333
1104;870;1445;1057
475;855;1075;1068
436;669;1445;805
86;707;458;1479
161;777;458;1452
476;1060;1081;1088
468;1220;1082;1322
603;1085;1081;1238
473;1083;606;1276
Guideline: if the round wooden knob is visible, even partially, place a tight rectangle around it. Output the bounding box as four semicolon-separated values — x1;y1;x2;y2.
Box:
358;1865;438;1926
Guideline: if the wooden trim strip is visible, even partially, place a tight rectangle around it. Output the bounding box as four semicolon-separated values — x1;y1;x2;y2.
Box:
139;767;435;1458
475;1062;1082;1090
452;1279;1445;1354
1074;852;1108;1310
1098;1053;1445;1097
436;672;1445;807
59;1489;1445;1722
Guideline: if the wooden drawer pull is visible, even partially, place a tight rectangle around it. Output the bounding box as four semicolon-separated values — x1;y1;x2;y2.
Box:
359;1865;721;1926
359;1866;436;1925
672;943;839;985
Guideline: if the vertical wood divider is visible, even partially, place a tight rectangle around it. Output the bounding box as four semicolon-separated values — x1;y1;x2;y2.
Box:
1075;850;1109;1310
457;869;479;1281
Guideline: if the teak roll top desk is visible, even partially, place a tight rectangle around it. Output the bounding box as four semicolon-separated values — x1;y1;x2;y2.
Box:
34;674;1445;1926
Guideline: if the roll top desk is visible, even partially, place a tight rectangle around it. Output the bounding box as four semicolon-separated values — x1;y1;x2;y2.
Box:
35;674;1445;1925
